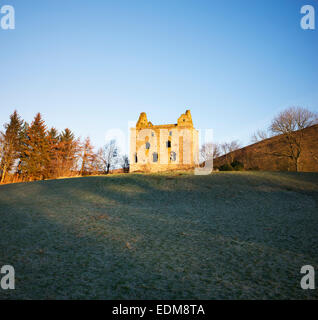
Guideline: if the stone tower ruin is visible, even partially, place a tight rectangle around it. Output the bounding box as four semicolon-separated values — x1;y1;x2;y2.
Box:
130;110;199;172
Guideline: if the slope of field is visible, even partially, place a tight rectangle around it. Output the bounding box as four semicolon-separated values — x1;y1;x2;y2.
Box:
214;124;318;171
0;172;318;300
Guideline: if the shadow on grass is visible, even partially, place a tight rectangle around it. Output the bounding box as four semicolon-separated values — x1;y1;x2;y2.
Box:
0;172;318;299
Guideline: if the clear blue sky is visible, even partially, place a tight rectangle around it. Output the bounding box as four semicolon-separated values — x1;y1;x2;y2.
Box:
0;0;317;153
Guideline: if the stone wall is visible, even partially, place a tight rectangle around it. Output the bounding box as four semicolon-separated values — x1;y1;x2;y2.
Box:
130;110;199;173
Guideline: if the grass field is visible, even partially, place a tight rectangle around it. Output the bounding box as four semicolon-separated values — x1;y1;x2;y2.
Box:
0;172;317;300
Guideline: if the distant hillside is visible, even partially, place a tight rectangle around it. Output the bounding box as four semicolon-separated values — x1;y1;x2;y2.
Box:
214;124;318;172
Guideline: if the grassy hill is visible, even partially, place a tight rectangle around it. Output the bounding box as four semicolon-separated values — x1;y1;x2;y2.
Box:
0;172;318;299
214;124;318;172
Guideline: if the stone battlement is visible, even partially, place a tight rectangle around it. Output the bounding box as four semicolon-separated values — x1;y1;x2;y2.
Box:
136;110;194;129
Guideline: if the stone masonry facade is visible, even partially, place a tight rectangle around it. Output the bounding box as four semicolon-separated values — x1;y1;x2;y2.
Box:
130;110;199;173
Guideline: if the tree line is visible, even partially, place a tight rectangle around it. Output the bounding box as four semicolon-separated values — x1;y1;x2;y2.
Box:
0;111;129;184
200;106;318;172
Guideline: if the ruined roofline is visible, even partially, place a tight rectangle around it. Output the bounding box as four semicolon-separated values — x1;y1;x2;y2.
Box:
145;124;178;129
130;124;196;130
130;124;177;130
136;110;194;129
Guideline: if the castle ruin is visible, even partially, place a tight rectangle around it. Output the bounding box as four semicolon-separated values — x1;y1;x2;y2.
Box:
129;110;199;172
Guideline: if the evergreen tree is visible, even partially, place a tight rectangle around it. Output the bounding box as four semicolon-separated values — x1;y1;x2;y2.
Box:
48;127;59;141
20;113;50;181
80;137;95;175
47;127;60;178
0;111;96;182
16;121;29;177
59;128;80;176
0;110;23;183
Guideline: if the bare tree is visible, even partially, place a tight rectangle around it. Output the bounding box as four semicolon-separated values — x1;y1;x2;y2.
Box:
220;142;230;163
251;129;270;144
269;106;318;171
228;140;241;163
220;140;241;163
200;142;220;163
120;154;130;173
98;139;119;174
220;142;228;155
228;140;241;153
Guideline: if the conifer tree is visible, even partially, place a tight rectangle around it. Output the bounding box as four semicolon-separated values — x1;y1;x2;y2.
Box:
59;128;80;176
16;121;29;178
80;137;95;175
47;127;60;178
0;110;23;183
20;113;50;181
